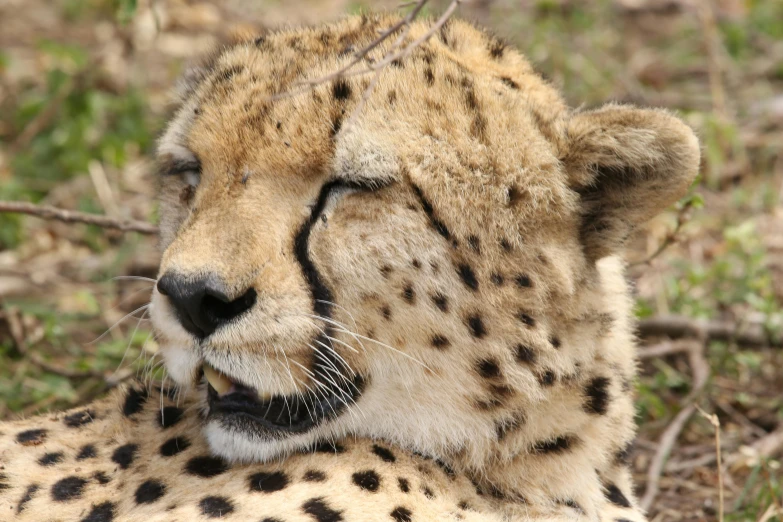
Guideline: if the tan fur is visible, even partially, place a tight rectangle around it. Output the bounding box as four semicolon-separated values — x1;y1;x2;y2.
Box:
0;13;699;521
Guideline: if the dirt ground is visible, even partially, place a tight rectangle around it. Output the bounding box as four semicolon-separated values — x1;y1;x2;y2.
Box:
0;1;781;520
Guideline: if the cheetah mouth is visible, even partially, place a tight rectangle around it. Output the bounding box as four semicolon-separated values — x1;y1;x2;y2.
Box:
203;363;364;436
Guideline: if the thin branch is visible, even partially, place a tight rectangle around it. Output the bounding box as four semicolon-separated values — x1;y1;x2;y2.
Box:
697;406;724;522
0;200;159;235
637;315;782;348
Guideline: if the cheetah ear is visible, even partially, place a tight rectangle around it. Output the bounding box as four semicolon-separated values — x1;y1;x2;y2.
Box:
561;105;700;260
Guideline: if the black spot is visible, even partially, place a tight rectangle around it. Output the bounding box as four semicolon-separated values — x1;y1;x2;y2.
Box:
304;470;327;482
518;311;535;327
51;476;87;502
424;67;435;85
160;436;191;457
64;409;95;427
532;435;575;454
550;336;561;349
500;76;519;89
158;406;184;428
77;444;97;460
380;265;393;278
111;443;138;470
81;501;116;522
490;273;504;285
16;428;47;445
372;444;396;463
303;497;343;522
500;238;512;251
38;451;64;466
262;519;284;522
412;184;452;241
381;305;392;320
185;455;229;478
615;441;634;464
391;58;404;68
431;335;450;349
467;235;481;252
605;483;632;508
559;499;585;513
332;79;352;101
411;259;422;269
507;185;522;206
584;377;611;415
467;315;487;338
93;471;111;485
200;496;234;518
0;472;7;491
402;284;416;304
249;471;289;493
431;293;449;312
515;274;532;288
135;479;166;504
352;470;380;492
123;387;147;417
477;359;501;379
538;370;556;386
435;459;456;478
17;484;39;513
515;344;537;364
457;264;479;291
391;506;412;522
495;413;525;440
458;500;471;510
313;440;346;454
398;477;410;493
489;38;506;58
422;486;435;499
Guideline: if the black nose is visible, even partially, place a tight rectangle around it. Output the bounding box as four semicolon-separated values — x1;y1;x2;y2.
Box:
156;272;257;338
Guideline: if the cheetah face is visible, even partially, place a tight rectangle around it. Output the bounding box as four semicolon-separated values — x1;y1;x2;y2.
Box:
149;16;699;464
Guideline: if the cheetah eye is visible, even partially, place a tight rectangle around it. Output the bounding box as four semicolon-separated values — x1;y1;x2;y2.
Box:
161;157;202;188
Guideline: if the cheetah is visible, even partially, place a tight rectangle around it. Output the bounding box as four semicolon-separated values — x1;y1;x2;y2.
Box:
0;13;700;522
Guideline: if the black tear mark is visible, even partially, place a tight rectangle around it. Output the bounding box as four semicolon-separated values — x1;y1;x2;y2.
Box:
605;483;632;508
584;377;611;415
63;409;94;428
332;79;352;101
199;496;234;518
249;471;289;493
411;184;452;241
111;444;138;470
303;497;344;522
467;315;487;338
457;263;479;291
51;476;87;502
352;470;381;492
532;435;576;454
185;455;229;478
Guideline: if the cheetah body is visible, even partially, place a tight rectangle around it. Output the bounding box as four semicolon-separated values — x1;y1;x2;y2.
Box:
0;12;700;522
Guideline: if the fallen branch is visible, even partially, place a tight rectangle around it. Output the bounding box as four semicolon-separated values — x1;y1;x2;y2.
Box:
0;200;159;235
640;338;710;510
637;315;782;348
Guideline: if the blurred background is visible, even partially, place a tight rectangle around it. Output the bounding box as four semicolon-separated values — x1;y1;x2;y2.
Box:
0;0;781;520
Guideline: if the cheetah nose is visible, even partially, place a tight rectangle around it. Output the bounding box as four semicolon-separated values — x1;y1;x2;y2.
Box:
156;272;257;338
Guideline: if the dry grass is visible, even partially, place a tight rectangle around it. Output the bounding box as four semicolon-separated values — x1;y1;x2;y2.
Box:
0;1;781;520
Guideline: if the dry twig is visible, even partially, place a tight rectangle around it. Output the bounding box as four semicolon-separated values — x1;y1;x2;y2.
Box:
0;200;159;234
640;337;710;510
697;406;725;522
630;196;696;267
638;315;782;348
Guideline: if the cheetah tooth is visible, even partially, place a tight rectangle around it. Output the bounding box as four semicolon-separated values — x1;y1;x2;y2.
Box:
203;363;232;395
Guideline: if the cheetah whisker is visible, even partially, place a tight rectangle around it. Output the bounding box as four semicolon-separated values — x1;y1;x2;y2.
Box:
90;303;151;345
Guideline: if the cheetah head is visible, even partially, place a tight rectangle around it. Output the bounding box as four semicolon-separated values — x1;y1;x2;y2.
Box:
150;15;699;464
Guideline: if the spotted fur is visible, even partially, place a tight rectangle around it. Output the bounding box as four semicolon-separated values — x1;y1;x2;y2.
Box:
0;12;699;522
